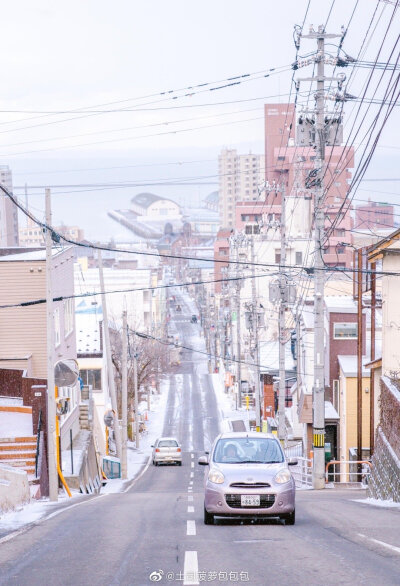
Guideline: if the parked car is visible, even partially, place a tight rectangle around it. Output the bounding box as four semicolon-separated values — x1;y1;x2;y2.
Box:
198;432;296;525
152;437;182;466
191;314;197;323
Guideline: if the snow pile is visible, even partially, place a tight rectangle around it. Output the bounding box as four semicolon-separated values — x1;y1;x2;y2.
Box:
0;411;33;438
354;497;400;510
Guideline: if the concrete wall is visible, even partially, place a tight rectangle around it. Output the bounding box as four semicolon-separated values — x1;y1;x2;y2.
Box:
382;252;400;377
0;464;30;512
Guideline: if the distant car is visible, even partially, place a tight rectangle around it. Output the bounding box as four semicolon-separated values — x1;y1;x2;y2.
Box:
191;314;197;323
199;432;296;525
152;437;182;466
176;305;182;312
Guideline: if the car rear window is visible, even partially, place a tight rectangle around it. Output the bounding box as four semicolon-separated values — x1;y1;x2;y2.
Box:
158;440;179;447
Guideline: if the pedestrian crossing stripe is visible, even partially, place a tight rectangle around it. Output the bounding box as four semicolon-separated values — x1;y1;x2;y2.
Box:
313;432;325;448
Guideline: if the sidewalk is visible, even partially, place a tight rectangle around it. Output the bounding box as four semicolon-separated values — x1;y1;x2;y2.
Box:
0;377;170;540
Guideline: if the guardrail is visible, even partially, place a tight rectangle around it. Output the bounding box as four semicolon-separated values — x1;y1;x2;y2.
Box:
325;460;372;485
290;457;313;488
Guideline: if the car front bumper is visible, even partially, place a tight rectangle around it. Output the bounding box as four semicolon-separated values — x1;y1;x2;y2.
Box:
204;482;295;517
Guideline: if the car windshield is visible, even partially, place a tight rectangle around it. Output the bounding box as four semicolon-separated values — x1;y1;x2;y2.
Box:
213;437;284;464
158;439;178;447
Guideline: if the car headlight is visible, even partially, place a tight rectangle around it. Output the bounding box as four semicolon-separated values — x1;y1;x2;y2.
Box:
208;468;225;484
274;469;291;484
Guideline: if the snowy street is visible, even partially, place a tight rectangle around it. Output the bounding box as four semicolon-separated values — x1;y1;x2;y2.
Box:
0;290;399;585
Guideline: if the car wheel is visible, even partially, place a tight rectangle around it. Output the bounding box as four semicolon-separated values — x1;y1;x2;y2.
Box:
153;460;158;466
283;510;295;525
204;506;214;525
178;461;182;466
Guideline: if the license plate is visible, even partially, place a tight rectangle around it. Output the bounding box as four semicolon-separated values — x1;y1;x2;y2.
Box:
241;495;260;507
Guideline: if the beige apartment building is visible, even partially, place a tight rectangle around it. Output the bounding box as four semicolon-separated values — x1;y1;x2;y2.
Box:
218;149;265;229
19;219;84;247
0;247;77;378
0;165;19;247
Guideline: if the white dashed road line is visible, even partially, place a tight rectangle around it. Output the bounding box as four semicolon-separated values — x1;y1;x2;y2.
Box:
187;506;195;513
191;462;194;468
187;520;196;536
188;495;194;501
190;472;194;478
183;551;199;585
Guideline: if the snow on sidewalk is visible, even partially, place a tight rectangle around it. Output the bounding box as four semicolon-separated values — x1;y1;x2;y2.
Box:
209;372;254;431
0;377;171;534
100;377;170;494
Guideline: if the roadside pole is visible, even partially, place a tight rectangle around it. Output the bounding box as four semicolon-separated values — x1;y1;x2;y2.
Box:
46;188;58;502
121;310;128;479
133;332;140;449
298;25;343;488
250;237;262;431
278;182;287;443
98;250;122;461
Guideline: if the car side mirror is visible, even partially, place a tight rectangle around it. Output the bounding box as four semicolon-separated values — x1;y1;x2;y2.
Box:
205;451;209;455
198;456;209;466
287;458;298;466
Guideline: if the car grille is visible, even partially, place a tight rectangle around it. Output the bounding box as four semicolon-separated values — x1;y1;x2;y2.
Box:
229;482;271;489
225;494;276;509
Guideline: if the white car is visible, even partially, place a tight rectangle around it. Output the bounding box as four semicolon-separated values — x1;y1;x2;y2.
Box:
152;437;182;466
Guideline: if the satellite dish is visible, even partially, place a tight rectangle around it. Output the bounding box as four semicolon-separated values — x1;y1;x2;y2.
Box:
54;359;79;387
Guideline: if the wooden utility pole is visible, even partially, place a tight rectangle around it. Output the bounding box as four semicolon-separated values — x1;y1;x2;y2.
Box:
46;188;58;502
98;250;122;461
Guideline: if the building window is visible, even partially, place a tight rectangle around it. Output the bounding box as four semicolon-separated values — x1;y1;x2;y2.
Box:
295;251;302;265
253;225;260;234
54;308;61;347
245;225;253;234
277;156;285;161
275;250;281;264
333;323;357;339
80;369;102;391
64;298;74;337
333;380;340;414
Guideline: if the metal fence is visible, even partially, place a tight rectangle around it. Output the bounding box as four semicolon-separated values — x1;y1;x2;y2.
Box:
290;457;313;488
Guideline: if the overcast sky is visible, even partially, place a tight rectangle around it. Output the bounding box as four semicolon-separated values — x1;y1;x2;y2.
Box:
0;0;398;237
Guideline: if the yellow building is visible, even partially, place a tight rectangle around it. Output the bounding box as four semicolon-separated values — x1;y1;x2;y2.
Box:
338;355;371;481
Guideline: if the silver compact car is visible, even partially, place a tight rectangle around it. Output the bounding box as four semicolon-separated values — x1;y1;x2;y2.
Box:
199;432;296;525
152;437;182;466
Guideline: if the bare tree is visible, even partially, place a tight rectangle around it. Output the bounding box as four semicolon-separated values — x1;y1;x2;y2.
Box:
110;326;170;413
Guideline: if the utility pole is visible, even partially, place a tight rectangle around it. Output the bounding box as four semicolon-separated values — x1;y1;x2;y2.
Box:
278;183;287;443
121;309;128;480
259;180;287;441
230;235;244;407
98;250;122;461
46;188;58;502
250;237;262;431
299;25;343;489
133;332;140;449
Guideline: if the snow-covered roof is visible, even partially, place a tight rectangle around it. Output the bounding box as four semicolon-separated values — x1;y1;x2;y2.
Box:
325;401;339;420
338;355;370;377
325;295;357;314
259;340;295;373
0;248;66;262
